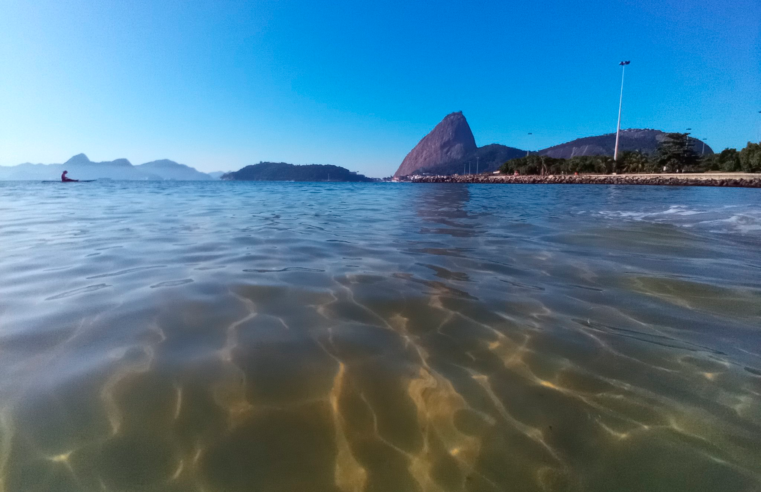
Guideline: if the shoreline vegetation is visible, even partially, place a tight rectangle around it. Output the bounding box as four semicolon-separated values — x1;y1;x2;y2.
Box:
404;172;761;187
496;136;760;176
394;134;760;187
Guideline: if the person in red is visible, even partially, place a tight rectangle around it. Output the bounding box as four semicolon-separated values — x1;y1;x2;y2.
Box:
61;170;79;182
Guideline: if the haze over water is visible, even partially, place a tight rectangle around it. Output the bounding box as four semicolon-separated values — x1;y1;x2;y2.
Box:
1;181;760;492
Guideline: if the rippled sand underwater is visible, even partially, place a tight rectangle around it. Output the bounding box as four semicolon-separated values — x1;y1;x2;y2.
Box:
0;181;760;492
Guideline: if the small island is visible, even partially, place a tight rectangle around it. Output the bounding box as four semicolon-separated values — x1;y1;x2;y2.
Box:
221;162;375;182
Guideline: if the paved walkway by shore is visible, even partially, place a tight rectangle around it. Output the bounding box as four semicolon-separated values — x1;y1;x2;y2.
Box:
406;173;761;188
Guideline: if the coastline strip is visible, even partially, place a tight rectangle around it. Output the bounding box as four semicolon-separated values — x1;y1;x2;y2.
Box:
405;173;761;188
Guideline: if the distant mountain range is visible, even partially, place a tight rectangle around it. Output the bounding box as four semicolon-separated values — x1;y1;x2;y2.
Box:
3;119;717;182
395;113;714;176
0;154;217;181
0;155;372;182
222;162;375;182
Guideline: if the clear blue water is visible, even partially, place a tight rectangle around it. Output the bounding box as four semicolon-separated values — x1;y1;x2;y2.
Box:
0;181;760;492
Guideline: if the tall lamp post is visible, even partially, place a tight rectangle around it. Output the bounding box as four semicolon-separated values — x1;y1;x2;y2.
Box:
526;133;532;157
613;61;631;161
701;138;707;156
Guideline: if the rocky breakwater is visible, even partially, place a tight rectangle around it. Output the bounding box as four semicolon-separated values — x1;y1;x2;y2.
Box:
407;173;761;188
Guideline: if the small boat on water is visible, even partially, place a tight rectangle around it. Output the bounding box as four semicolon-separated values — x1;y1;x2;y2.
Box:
41;180;96;183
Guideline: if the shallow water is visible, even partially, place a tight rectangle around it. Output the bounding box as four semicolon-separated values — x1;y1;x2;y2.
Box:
0;181;760;492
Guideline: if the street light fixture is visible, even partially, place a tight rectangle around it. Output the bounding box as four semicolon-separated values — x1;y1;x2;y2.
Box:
614;61;631;161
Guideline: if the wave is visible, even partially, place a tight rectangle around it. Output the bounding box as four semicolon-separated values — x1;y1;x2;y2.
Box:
596;205;761;236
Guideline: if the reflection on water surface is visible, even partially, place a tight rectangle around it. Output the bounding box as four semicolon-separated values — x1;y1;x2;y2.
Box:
0;181;759;492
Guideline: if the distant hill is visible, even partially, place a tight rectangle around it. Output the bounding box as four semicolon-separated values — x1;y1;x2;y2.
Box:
417;144;526;175
222;162;374;182
0;154;212;180
539;129;713;158
208;171;229;180
136;159;211;180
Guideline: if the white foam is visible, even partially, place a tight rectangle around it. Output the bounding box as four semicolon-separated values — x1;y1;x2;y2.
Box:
596;205;761;236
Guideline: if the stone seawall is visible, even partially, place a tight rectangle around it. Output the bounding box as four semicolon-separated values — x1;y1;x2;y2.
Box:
406;174;761;188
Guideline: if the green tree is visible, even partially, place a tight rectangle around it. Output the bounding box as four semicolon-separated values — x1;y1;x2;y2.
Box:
500;155;619;175
618;151;652;173
656;133;699;172
500;155;567;175
738;142;761;172
498;140;759;176
718;148;741;172
698;153;720;171
567;156;614;174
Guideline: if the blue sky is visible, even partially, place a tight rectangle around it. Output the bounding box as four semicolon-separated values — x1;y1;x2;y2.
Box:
1;0;758;177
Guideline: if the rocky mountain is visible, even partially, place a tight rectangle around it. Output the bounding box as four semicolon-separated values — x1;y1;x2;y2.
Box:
136;159;212;180
222;162;374;182
394;112;477;177
393;115;716;177
539;129;713;158
417;144;526;175
0;154;213;180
